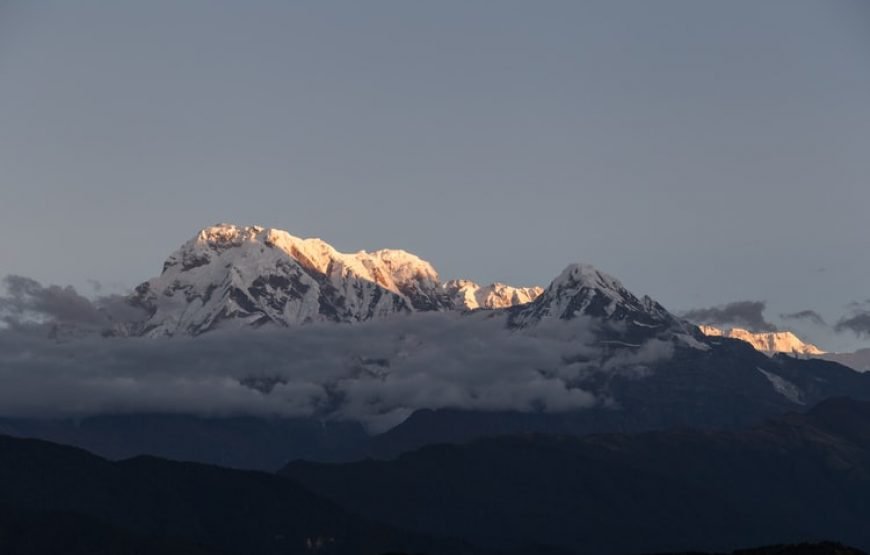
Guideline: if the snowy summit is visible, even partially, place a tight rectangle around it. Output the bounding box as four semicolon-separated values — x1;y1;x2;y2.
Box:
130;224;544;336
698;325;826;356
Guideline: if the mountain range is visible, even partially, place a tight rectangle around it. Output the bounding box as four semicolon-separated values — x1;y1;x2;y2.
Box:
129;224;543;337
3;223;870;469
124;223;702;344
0;433;498;555
283;397;870;554
4;223;870;553
2;398;870;554
126;224;846;361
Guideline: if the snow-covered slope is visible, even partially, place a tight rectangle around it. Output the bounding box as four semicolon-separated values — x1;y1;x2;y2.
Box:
131;224;541;336
508;264;682;334
444;280;543;310
698;325;826;356
127;225;701;340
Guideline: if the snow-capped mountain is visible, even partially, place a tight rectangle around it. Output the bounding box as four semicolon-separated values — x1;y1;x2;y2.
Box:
14;224;870;471
130;224;543;336
444;280;543;310
508;263;682;335
698;325;826;356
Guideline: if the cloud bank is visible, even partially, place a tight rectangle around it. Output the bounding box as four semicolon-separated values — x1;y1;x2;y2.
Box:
0;276;675;433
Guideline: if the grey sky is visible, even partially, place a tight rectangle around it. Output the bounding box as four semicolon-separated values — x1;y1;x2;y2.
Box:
0;1;868;350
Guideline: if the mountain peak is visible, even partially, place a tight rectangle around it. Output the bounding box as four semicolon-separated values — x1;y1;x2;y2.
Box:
509;263;680;334
133;224;541;336
548;264;633;306
698;325;826;356
196;223;265;241
129;226;692;339
553;263;621;287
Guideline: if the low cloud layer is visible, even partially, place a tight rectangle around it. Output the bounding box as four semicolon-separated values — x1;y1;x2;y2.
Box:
682;300;776;332
780;310;826;327
0;277;675;433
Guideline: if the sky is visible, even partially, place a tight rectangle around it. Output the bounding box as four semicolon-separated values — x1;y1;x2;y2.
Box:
0;1;868;351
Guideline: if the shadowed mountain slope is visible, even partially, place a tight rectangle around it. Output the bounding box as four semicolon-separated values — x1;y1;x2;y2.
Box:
283;397;870;555
0;434;504;555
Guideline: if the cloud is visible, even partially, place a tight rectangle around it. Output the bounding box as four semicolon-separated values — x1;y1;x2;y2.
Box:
833;300;870;337
835;312;870;338
780;309;826;326
681;300;776;332
0;282;676;432
0;275;146;334
0;275;106;327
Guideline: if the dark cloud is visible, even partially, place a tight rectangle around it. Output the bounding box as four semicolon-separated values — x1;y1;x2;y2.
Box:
681;300;776;332
0;275;146;334
780;310;826;326
833;300;870;337
835;312;870;338
0;275;106;326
